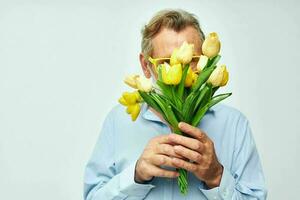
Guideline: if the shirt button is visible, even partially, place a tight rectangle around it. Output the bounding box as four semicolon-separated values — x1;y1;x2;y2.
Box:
223;189;228;197
213;196;218;200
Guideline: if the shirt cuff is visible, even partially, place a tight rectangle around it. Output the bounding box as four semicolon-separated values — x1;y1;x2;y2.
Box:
119;161;155;198
199;166;235;200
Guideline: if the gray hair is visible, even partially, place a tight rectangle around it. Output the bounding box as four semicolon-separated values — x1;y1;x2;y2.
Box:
141;9;205;60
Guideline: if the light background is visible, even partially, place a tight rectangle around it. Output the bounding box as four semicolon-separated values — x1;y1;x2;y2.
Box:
0;0;299;199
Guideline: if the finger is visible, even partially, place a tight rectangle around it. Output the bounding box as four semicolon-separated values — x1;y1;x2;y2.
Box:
178;122;208;142
174;145;202;164
149;164;180;178
154;134;176;145
168;133;203;151
152;154;177;168
171;157;198;172
156;144;184;158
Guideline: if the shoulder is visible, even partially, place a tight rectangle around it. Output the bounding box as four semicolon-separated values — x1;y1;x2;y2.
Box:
208;103;249;124
201;103;251;138
101;104;128;124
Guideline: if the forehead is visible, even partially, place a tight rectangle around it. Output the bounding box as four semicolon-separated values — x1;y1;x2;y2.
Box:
151;26;202;58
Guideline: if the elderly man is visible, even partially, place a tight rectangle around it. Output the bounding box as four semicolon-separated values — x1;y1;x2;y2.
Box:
83;9;267;200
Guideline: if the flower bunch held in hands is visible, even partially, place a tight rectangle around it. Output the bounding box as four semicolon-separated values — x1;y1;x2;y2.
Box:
118;32;231;195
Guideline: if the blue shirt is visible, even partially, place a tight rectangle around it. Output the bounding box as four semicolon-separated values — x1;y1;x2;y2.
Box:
83;103;267;200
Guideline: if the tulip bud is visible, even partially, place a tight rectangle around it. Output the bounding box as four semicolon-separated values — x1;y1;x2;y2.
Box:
207;64;229;87
202;32;221;58
184;67;198;87
119;91;142;121
135;76;153;92
176;41;194;64
118;96;128;106
196;55;208;72
161;62;182;85
170;48;180;66
124;74;139;89
128;104;141;121
122;91;138;105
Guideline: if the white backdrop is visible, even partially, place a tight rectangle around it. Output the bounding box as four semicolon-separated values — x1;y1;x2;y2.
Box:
0;0;299;199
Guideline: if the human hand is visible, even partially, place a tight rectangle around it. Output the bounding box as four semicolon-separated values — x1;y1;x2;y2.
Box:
168;122;223;188
134;135;183;183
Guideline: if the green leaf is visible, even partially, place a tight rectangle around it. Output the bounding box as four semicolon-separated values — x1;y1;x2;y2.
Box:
209;93;232;108
196;84;212;111
157;65;163;81
150;93;176;127
191;55;221;92
156;93;184;121
182;92;197;122
171;86;182;110
165;105;179;129
191;92;232;126
191;65;216;92
177;64;189;101
191;103;210;127
212;86;220;96
151;93;180;132
172;108;184;123
193;84;211;113
205;55;221;70
138;91;163;114
156;80;172;100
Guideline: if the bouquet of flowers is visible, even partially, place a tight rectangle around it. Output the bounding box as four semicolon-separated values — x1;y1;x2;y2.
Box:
118;32;231;195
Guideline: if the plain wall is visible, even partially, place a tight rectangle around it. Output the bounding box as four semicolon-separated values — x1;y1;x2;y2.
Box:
0;0;299;199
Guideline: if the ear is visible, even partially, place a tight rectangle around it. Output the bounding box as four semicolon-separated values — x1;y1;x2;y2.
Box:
139;53;151;78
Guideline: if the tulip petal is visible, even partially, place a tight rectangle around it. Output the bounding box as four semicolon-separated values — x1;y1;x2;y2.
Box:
202;32;221;58
124;75;139;89
123;92;137;105
118;96;128;106
197;55;208;72
131;104;141;121
170;48;180;66
135;76;152;92
177;41;194;64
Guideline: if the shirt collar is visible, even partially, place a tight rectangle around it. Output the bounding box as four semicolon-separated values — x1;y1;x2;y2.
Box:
141;103;215;125
141;103;164;123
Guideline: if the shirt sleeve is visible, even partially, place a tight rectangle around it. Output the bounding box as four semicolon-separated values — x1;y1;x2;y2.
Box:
83;109;155;200
199;113;268;200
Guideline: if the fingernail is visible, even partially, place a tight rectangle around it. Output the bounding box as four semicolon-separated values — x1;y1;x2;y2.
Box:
178;122;183;128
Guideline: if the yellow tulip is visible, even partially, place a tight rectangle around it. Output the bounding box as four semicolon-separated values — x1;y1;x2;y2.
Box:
124;75;152;92
161;62;182;85
196;55;208;72
135;76;152;92
176;41;194;64
207;64;229;87
202;32;221;58
129;104;141;121
220;68;229;86
184;67;198;87
124;74;139;89
118;96;128;106
119;91;142;121
122;91;139;105
170;48;180;66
